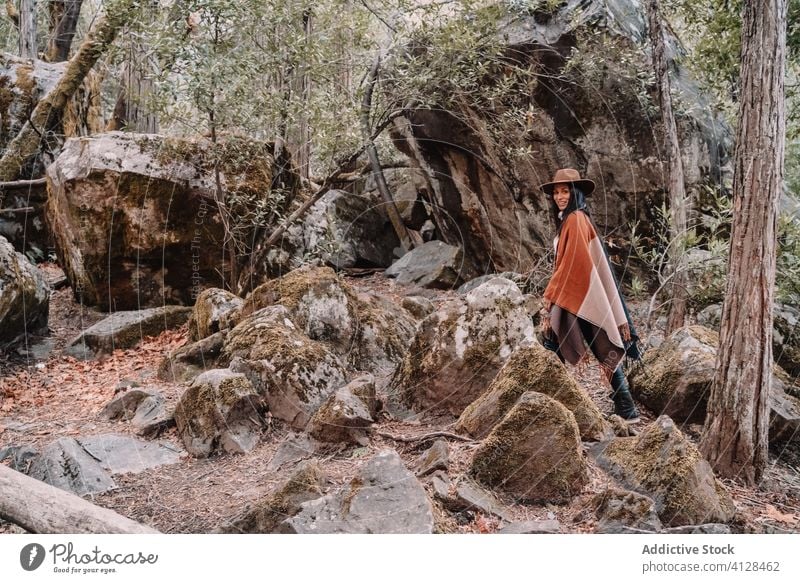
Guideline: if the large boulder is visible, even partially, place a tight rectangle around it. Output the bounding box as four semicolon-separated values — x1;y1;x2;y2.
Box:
390;277;536;416
237;265;415;374
174;369;267;457
590;416;736;527
456;342;609;441
66;305;190;357
45;132;297;310
386;1;730;276
220;305;347;429
0;235;49;343
470;391;589;504
629;325;800;442
302;189;400;268
279;450;434;533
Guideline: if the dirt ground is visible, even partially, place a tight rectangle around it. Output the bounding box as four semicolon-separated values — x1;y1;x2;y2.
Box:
1;269;799;534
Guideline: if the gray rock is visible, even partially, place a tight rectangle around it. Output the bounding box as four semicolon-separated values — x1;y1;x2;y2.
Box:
303;189;400;268
457;273;520;295
385;241;473;289
280;449;434;533
363;166;430;230
0;235;50;343
0;444;39;473
471;392;588;504
590;416;736;527
77;434;183;474
592;488;663;534
66;306;191;357
267;433;319;471
99;388;158;421
131;394;175;438
390;277;536;416
452;479;513;522
188;288;243;341
429;470;452;501
349;291;417;374
412;439;449;477
158;330;227;383
498;520;561;534
28;438;116;495
174;369;267;457
401;295;436;319
307;383;374;446
217;460;327;533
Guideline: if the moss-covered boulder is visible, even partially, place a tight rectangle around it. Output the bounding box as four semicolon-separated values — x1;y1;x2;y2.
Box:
174;369;267;457
66;305;190;357
236;265;415;374
221;305;347;429
0;235;49;343
470;391;588;504
630;325;800;443
45;132;297;310
217;460;327;533
456;343;609;441
590;416;736;527
307;379;375;446
389;277;536;416
188;288;243;341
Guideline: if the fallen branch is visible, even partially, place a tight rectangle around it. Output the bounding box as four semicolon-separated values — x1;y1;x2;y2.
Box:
0;206;35;213
0;464;160;534
374;429;474;444
0;177;47;189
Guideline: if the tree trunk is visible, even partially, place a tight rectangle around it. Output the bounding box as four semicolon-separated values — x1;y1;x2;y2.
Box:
699;0;786;485
647;0;689;334
106;1;159;133
45;0;84;62
18;0;36;59
0;0;139;181
0;465;159;533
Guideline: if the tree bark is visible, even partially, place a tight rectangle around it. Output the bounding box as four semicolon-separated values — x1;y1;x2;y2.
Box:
647;0;689;334
45;0;84;62
18;0;36;59
0;0;139;181
0;465;159;533
700;0;786;485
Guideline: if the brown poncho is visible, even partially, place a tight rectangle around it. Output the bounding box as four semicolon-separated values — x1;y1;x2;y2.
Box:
543;210;628;372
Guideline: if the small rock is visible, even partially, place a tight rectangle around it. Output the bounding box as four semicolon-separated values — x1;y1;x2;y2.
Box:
267;433;319;471
429;470;452;502
452;479;512;522
0;444;39;473
131;394;175;438
99;388;157;421
158;330;227;384
412;439;449;477
662;524;732;534
592;488;663;533
307;383;374;446
401;295;436;319
188;288;243;341
78;434;183;474
28;437;116;495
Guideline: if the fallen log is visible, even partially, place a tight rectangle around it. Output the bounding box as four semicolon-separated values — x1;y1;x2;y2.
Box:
0;464;159;533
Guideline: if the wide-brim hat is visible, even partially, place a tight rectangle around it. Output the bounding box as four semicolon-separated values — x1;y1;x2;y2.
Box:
539;168;595;196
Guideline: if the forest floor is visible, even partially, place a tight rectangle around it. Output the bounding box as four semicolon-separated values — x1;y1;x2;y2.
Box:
1;266;799;534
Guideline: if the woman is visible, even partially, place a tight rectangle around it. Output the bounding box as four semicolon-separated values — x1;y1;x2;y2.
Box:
539;168;641;423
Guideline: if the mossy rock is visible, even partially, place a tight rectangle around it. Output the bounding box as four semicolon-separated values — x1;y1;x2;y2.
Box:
456;343;609;441
389;278;536;416
590;415;736;527
158;331;227;384
217;460;327;533
221;305;347;429
188;288;243;341
0;235;50;343
349;291;416;374
307;383;374;446
174;369;266;457
470;391;588;504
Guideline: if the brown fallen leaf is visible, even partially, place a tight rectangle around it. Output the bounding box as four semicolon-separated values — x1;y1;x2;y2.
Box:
764;504;797;524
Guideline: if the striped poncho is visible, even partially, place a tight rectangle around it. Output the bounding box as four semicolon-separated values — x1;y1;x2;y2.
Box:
543;209;629;372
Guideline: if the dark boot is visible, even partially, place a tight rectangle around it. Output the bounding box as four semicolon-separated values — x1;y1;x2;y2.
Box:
609;367;640;423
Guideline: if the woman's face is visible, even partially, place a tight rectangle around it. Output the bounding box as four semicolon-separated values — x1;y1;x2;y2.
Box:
553;183;571;211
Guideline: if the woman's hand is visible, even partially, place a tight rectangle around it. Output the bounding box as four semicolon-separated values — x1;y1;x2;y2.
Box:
619;323;631;343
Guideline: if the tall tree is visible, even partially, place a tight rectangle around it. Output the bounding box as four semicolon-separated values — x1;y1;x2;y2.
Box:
44;0;84;62
18;0;36;59
647;0;689;334
700;0;787;484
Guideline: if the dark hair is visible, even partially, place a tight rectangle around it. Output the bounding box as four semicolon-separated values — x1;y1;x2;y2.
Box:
552;184;590;235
